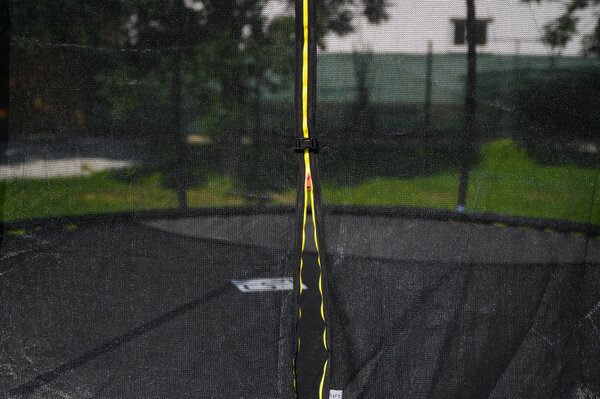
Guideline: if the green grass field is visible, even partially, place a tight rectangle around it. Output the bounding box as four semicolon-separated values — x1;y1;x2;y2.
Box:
2;174;246;221
2;140;599;224
323;140;599;224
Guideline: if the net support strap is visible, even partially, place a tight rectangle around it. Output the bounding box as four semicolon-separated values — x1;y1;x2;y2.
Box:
293;0;331;398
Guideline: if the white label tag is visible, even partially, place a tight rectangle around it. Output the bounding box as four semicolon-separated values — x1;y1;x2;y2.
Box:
329;390;343;399
231;277;306;292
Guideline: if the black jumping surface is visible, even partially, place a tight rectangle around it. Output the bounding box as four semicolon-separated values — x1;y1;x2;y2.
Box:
1;216;599;398
1;220;296;398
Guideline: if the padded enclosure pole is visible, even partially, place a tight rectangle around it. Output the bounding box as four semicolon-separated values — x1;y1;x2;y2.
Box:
424;41;433;129
171;47;187;209
293;0;331;398
0;0;8;244
457;0;477;212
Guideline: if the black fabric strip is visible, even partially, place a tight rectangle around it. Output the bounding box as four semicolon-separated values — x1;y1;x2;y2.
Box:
307;2;331;394
3;205;596;237
292;2;306;397
292;0;331;397
293;0;303;141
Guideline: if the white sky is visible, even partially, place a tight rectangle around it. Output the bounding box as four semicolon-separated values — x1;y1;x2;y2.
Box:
266;0;598;55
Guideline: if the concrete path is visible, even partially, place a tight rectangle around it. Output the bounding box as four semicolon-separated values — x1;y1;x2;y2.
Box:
0;158;133;180
1;137;148;179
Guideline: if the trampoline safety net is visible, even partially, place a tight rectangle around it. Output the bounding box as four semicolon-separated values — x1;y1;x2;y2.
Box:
1;1;600;398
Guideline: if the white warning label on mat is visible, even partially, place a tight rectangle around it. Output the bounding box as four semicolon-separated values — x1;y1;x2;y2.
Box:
329;390;343;399
231;277;306;292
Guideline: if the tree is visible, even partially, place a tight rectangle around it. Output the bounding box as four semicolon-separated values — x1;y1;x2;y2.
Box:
10;0;388;133
10;0;390;197
524;0;600;56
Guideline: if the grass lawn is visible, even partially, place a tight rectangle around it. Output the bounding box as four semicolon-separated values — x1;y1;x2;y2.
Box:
322;140;600;225
2;173;246;222
2;139;599;224
467;141;599;224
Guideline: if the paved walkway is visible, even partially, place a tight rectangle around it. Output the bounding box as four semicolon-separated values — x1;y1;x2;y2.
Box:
1;137;148;179
0;158;133;180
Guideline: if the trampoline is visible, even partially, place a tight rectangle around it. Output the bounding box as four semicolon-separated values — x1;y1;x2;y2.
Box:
2;1;600;398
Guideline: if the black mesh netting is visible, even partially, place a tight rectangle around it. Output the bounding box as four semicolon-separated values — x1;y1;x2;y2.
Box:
2;1;600;398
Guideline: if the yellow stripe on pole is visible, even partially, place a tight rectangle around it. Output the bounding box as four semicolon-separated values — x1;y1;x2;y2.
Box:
298;1;328;398
302;0;309;139
319;359;329;399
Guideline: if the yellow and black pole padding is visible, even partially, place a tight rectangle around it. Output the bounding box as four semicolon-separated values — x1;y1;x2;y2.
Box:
293;0;331;398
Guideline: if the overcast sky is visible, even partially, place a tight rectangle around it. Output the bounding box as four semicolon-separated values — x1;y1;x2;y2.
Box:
267;0;597;56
